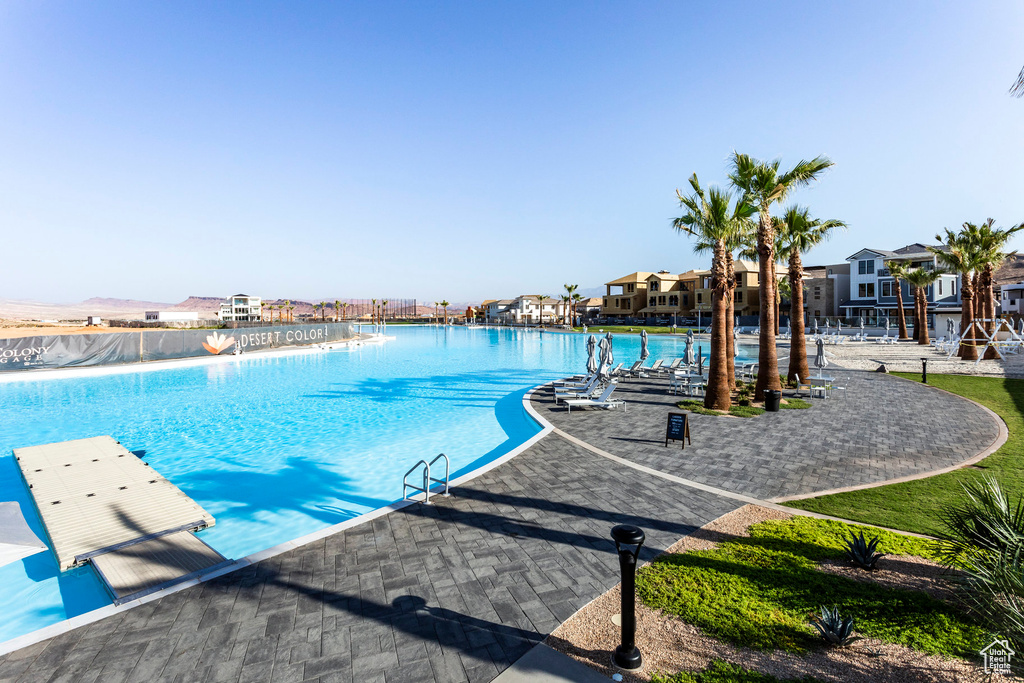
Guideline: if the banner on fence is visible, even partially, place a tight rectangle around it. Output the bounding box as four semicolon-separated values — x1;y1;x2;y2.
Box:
0;323;356;372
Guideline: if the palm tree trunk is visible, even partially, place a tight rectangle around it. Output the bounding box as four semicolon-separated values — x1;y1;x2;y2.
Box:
982;266;998;359
705;240;731;411
725;252;736;391
894;279;909;339
787;249;809;383
959;276;978;360
754;210;780;398
912;290;921;341
917;288;930;345
774;292;780;336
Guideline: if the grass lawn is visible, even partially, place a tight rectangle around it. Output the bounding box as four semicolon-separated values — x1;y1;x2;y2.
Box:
678;400;766;418
652;660;822;683
636;516;984;658
570;325;696;334
784;373;1024;537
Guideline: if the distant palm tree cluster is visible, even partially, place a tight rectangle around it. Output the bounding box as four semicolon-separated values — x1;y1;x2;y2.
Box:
673;152;838;411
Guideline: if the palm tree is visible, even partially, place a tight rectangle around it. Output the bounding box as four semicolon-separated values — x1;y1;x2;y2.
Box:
674;173;755;410
884;260;912;340
559;294;571;325
1012;66;1024;97
536;295;549;325
975;219;1024;359
382;300;388;324
572;292;583;327
284;300;291;323
931;227;984;360
904;268;942;345
440;300;450;325
777;206;847;384
334;300;341;322
370;299;377;325
433;302;439;325
342;302;349;320
729;152;834;398
564;284;578;326
276;305;283;323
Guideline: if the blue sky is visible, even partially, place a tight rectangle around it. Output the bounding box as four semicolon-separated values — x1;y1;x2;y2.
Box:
1;2;1022;303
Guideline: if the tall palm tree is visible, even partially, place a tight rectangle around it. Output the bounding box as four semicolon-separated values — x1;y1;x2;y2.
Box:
370;299;377;325
572;292;583;327
932;227;984;360
342;302;349;320
674;173;755;410
536;295;549;325
884;260;912;340
777;206;846;383
975;219;1024;359
559;294;571;325
440;300;450;325
433;302;439;324
904;268;942;345
729;152;834;398
382;300;388;324
564;284;578;326
283;300;291;323
334;300;341;322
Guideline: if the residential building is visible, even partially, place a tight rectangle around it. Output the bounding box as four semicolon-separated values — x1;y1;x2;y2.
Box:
600;272;652;318
575;297;603;320
486;296;569;324
218;294;263;322
693;260;786;323
636;270;702;321
999;283;1024;315
841;244;960;329
802;263;850;320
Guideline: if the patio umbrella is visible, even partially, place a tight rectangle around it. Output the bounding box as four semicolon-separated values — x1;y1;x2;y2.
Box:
684;330;695;366
697;345;704;376
0;502;46;568
813;319;819;334
605;332;614;368
586;335;597;374
824;319;830;333
860;318;865;335
597;336;609;376
814;338;828;377
639;329;649;362
837;320;842;332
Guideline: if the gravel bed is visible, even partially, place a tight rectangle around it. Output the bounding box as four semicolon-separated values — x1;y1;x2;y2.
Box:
546;505;1006;682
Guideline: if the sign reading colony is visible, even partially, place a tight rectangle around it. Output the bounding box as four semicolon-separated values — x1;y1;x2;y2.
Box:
0;323;357;371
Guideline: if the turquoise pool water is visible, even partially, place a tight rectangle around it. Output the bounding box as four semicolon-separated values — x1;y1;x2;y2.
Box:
0;326;749;645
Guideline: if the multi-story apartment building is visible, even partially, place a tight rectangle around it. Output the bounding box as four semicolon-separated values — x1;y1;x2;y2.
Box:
600;272;652;318
693;260;787;322
802;263;850;320
485;296;569;324
999;283;1024;316
841;244;961;330
219;294;263;322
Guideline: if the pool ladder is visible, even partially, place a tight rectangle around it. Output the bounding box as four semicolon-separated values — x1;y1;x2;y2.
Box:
403;453;450;505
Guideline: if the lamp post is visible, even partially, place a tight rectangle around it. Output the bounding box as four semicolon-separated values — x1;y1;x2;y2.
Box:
921;357;928;384
611;524;645;670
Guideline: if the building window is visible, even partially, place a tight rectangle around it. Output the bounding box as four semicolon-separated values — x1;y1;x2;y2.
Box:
650;281;659;292
938;281;942;295
734;291;743;303
697;293;703;304
627;284;635;293
827;268;833;275
858;283;876;298
881;281;893;297
952;280;957;295
814;310;821;317
603;298;608;307
682;294;688;305
669;295;678;306
681;283;690;291
625;299;631;309
858;259;875;275
659;296;666;305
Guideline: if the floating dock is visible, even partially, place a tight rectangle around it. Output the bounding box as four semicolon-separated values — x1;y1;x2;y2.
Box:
15;436;228;603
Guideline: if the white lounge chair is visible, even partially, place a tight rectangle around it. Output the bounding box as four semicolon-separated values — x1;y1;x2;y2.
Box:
555;375;602;403
565;383;625;412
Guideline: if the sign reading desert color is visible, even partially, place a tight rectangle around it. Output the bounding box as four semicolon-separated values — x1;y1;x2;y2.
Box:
0;323;356;371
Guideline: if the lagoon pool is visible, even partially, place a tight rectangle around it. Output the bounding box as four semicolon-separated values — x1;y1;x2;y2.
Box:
0;326;752;645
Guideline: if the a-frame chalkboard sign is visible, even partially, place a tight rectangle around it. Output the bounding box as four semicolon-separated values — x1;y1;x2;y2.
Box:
665;412;691;449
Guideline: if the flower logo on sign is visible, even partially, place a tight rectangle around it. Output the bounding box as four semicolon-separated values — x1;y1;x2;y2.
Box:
202;331;237;355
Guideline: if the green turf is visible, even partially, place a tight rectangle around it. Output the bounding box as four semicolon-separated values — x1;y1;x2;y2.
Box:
571;325;695;335
636;517;985;657
677;400;769;418
779;398;812;410
784;373;1023;537
729;405;765;417
651;660;823;683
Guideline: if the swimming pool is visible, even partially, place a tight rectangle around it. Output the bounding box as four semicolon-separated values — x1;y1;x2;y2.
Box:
0;326;753;645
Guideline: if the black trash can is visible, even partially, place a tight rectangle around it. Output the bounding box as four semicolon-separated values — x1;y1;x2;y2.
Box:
763;389;781;412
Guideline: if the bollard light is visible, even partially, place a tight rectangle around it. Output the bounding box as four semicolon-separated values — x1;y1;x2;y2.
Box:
611;524;645;670
921;357;928;384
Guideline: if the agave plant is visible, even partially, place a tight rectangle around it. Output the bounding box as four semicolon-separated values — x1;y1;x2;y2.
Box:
811;606;860;646
939;477;1024;651
845;531;885;570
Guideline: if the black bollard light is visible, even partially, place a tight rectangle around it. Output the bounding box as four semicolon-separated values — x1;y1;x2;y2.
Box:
611;524;645;670
921;357;928;384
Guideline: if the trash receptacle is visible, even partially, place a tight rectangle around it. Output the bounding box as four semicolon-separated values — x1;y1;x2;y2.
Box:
764;389;781;412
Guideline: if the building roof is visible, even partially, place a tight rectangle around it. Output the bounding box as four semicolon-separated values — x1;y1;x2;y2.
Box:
677;269;706;279
579;297;602;306
841;300;878;308
646;271;680;281
605;272;655;286
847;244;944;262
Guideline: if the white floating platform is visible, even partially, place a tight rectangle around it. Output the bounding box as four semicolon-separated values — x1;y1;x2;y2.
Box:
14;436;217;571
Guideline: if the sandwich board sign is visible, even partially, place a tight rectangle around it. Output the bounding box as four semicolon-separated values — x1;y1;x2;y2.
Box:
665;412;691;449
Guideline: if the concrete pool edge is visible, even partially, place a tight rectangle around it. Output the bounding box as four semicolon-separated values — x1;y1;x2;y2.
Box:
0;380;555;657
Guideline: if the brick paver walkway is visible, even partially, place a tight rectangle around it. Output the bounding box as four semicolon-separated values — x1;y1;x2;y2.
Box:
0;363;1000;683
535;368;999;501
0;436;738;683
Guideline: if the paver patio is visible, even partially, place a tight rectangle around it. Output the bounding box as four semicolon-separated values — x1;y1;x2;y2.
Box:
0;363;1002;682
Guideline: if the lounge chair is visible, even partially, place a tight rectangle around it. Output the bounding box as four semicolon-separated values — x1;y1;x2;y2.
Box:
554;375;602;403
624;360;648;378
647;359;664;374
565;383;625;412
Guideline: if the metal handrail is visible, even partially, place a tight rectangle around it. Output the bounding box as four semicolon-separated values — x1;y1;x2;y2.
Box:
403;459;431;504
402;454;451;504
428;453;451;497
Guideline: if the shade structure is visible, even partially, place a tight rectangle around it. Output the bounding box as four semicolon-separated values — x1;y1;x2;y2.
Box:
605;332;614;367
0;502;46;568
684;330;695;366
639;329;649;361
814;338;828;376
586;335;598;374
